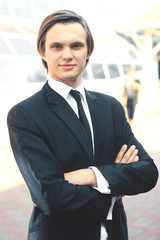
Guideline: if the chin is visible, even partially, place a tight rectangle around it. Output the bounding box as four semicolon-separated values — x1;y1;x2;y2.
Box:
63;75;79;81
62;76;81;87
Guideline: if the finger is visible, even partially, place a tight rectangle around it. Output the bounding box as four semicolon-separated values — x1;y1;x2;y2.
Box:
134;155;139;162
115;145;127;163
116;195;125;201
127;149;139;163
120;145;136;163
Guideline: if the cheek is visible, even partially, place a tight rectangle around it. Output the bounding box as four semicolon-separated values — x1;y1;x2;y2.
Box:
79;51;89;63
46;54;60;68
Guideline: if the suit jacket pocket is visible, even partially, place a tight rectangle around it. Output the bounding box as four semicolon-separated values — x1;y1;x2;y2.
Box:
29;216;55;233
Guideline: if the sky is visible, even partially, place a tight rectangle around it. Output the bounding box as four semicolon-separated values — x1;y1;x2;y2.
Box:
47;0;160;36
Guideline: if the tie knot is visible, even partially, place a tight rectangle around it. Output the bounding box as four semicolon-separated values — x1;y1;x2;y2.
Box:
70;90;81;102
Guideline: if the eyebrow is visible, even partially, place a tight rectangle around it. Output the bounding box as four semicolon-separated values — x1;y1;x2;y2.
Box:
49;42;61;47
71;41;85;46
49;41;85;47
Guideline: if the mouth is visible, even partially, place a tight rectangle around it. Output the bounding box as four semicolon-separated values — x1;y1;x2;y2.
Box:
59;64;76;70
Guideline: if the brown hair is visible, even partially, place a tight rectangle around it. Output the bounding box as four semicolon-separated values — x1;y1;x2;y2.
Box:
37;10;94;71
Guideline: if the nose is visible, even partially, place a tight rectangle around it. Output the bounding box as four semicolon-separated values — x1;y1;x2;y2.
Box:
62;47;73;60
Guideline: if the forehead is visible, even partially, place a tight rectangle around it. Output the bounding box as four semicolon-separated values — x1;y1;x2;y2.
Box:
45;22;87;43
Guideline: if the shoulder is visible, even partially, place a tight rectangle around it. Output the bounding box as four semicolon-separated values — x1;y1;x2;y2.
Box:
8;84;46;118
87;90;122;108
87;90;126;123
7;86;47;129
12;90;43;110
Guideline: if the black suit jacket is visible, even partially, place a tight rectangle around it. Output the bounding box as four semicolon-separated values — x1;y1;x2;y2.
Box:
7;81;158;240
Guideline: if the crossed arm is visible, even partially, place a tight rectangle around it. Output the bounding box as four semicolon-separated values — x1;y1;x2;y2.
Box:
64;144;139;200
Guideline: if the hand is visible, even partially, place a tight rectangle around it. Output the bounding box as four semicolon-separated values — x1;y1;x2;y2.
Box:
114;145;139;200
116;195;125;201
115;144;139;164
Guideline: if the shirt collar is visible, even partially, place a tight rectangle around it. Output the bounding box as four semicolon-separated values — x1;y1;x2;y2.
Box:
48;76;87;103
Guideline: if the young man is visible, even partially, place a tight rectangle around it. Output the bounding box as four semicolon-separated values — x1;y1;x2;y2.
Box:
7;10;158;240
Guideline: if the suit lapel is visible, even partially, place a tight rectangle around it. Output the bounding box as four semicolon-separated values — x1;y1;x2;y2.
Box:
86;91;106;164
43;82;93;164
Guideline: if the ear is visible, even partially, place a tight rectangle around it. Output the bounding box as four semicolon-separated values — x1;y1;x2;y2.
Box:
86;50;92;60
38;49;46;61
86;54;90;62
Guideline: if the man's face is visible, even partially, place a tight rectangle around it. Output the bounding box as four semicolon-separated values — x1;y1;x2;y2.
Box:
41;22;89;87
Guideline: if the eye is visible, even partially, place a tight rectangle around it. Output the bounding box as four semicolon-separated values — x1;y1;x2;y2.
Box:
72;43;83;49
73;44;80;48
53;44;62;50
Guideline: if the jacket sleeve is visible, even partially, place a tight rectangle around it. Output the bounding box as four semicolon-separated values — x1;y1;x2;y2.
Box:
7;105;111;220
97;101;158;196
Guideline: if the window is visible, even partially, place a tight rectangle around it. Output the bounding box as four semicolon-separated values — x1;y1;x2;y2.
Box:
91;63;105;79
27;67;46;82
108;64;120;78
0;38;11;55
9;38;37;55
122;64;131;74
12;0;32;18
128;49;138;59
0;0;9;15
0;61;15;83
83;69;89;80
135;64;142;71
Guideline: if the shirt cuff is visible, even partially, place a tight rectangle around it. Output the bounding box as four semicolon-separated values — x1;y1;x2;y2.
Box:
89;166;115;220
89;166;111;194
107;197;116;220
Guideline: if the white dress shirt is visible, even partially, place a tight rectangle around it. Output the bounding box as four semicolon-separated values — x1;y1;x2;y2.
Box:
48;78;115;240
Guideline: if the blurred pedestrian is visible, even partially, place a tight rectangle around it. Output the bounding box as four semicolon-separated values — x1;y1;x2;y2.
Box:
157;52;160;88
121;67;141;126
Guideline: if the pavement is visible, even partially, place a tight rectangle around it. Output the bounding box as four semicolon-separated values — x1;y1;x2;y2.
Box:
0;87;160;240
124;151;160;240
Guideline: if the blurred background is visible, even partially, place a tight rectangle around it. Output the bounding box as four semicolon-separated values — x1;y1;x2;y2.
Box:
0;0;160;239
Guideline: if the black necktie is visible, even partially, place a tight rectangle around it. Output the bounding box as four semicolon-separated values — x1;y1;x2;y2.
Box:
70;90;92;148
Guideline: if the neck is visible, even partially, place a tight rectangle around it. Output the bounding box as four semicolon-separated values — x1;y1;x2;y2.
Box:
49;75;83;88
